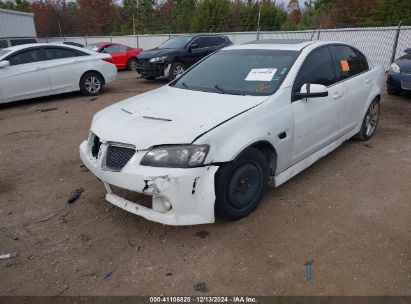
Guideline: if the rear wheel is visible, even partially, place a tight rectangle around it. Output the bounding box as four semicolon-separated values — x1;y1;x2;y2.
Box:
215;148;269;221
80;72;104;96
127;58;138;71
355;98;380;141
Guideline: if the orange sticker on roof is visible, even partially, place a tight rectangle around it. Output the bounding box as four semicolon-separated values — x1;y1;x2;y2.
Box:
340;60;350;72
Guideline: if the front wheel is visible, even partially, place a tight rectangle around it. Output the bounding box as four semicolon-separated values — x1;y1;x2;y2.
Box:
215;148;269;221
169;62;185;81
127;58;138;71
355;98;380;141
80;72;104;96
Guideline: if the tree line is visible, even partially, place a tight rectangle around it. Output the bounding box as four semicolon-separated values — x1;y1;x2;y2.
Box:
1;0;410;37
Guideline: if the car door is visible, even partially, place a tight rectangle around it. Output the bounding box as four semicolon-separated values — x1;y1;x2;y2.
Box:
102;44;124;68
43;46;88;91
186;37;212;67
291;46;343;164
0;47;50;102
330;45;371;135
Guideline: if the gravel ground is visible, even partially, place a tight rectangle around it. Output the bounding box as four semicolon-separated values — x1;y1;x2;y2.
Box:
0;71;410;296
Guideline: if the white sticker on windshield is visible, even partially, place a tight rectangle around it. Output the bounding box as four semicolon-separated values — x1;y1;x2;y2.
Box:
245;68;277;81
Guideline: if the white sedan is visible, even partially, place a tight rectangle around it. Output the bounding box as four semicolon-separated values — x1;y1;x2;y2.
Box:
80;40;384;226
0;43;117;104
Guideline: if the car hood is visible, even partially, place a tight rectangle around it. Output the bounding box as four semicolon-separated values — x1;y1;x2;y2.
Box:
91;85;268;150
137;48;177;59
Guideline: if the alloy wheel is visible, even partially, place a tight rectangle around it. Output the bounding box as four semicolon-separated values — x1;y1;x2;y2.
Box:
85;76;101;94
365;102;379;136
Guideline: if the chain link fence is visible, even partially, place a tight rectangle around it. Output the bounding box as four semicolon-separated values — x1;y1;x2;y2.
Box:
40;25;411;69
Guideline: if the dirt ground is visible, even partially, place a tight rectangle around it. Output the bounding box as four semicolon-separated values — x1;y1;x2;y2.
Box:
0;71;410;296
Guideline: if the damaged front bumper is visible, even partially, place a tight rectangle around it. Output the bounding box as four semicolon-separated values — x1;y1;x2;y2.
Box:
79;138;218;226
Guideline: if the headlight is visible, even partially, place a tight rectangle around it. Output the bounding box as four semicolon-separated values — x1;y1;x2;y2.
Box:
149;56;167;63
141;145;210;168
388;63;400;73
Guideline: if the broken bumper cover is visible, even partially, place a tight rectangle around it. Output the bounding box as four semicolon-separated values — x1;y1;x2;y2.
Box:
79;140;218;225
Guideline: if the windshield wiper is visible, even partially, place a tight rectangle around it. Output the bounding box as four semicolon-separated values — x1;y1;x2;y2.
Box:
214;85;244;96
181;82;190;89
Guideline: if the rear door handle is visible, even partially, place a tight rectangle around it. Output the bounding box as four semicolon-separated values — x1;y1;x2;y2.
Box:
332;93;342;99
36;67;44;70
365;78;371;83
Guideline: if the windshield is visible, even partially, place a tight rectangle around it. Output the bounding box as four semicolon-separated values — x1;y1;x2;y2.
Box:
84;44;101;51
158;36;193;49
172;49;299;96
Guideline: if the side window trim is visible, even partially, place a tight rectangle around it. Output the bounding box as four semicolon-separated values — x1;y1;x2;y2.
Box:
187;36;225;50
43;46;79;60
292;45;338;102
4;47;44;65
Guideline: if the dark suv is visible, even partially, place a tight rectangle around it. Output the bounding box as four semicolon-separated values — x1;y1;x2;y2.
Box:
136;35;232;81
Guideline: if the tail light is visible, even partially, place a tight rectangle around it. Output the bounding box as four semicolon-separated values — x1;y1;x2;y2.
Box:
102;57;113;63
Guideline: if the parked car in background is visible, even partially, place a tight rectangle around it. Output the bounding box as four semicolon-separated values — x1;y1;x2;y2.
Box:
387;48;411;95
84;42;143;71
136;34;232;81
0;37;37;49
62;41;84;48
0;43;117;104
80;40;384;226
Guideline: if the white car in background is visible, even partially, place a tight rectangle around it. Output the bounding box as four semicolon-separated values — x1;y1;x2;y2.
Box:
80;39;384;226
0;43;117;104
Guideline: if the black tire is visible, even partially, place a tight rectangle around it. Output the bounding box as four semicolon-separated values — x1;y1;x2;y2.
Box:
80;72;104;96
127;58;138;71
215;148;269;221
143;76;156;80
355;98;380;141
169;62;185;81
387;87;400;95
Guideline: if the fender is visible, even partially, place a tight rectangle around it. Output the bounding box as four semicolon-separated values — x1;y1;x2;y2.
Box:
194;87;295;174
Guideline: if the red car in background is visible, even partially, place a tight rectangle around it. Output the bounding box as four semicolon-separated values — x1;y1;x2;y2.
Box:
84;42;143;71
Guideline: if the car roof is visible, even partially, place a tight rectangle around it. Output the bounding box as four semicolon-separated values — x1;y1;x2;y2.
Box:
226;40;344;51
2;43;84;52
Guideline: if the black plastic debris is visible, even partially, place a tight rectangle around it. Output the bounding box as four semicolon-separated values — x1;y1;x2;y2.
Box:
194;282;209;292
165;272;173;277
37;107;58;113
67;188;85;204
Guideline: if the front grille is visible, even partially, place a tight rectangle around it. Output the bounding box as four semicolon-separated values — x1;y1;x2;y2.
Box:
104;145;135;171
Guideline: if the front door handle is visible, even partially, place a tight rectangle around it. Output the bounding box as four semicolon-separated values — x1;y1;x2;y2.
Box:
35;67;43;70
365;78;371;83
332;93;341;99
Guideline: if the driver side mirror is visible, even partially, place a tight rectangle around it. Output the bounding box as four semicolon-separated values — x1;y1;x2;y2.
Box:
188;43;199;52
0;60;10;68
296;83;328;99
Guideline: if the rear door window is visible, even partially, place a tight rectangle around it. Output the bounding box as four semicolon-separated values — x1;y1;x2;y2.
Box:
44;47;78;60
331;45;369;80
7;48;43;65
